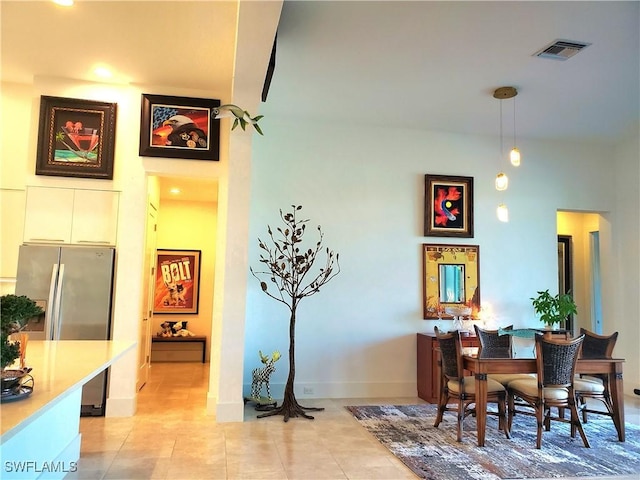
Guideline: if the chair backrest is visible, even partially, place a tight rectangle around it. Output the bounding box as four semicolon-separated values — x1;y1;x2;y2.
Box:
579;328;618;359
474;325;513;351
434;327;463;380
535;333;584;387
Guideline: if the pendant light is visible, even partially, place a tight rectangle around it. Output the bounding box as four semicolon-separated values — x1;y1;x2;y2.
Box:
494;102;508;190
497;203;509;223
509;93;521;166
495;172;508;191
493;86;519;222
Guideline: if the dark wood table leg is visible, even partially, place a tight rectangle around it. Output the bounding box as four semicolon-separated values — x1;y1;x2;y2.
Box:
475;372;488;447
609;367;625;441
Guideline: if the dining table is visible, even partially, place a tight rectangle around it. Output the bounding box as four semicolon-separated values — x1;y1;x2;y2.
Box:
462;344;626;447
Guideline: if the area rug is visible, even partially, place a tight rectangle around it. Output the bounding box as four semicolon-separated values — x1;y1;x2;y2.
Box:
346;404;640;479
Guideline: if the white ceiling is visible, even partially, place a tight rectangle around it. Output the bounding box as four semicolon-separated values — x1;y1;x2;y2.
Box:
0;0;237;94
263;1;639;144
2;1;639;201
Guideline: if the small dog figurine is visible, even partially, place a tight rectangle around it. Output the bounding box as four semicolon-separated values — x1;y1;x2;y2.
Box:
159;321;173;337
172;321;195;337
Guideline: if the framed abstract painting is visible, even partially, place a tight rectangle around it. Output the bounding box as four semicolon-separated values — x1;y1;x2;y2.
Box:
424;174;474;238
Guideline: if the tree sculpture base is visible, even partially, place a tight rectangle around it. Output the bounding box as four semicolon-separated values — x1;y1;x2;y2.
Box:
257;399;324;421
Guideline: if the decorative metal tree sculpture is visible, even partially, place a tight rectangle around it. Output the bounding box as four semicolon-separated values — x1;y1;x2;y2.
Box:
250;205;340;421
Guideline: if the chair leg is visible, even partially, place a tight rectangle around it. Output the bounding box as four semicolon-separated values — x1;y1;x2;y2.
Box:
536;402;544;449
602;391;615;416
544;407;551;431
456;398;464;442
498;396;511;439
507;393;515;432
570;402;591;448
578;395;588;423
434;391;448;428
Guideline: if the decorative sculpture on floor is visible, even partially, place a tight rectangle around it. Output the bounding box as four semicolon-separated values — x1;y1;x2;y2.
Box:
251;350;280;405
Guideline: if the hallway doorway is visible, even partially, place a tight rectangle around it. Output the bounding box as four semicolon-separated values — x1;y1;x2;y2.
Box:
557;210;607;336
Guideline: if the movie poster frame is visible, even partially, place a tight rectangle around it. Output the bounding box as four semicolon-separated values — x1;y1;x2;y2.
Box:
153;249;202;314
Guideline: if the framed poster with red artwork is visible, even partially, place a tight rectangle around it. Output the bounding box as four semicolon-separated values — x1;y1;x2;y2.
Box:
424;174;474;238
153;249;201;314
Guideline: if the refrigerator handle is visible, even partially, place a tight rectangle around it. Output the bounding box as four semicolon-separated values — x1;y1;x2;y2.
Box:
51;263;65;341
46;264;59;340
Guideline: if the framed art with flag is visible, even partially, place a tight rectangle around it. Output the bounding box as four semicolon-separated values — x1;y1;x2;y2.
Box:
139;94;220;161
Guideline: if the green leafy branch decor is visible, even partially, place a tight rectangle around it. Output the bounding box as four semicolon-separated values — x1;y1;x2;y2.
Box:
250;205;340;421
1;295;43;370
213;104;264;135
530;289;577;328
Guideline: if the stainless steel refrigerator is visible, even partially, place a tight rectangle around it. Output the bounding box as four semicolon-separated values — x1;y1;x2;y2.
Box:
15;244;116;416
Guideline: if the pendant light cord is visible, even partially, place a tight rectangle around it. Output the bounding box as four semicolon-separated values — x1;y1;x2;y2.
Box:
513;96;517;148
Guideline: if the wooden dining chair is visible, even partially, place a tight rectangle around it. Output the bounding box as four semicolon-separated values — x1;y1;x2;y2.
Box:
434;327;511;442
507;333;589;449
574;328;619;433
473;325;534;386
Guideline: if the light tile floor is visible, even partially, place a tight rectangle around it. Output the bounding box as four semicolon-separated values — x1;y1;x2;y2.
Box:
67;362;640;480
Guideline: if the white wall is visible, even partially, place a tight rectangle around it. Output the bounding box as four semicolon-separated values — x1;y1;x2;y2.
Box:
0;79;226;416
247;117;639;398
613;134;640;392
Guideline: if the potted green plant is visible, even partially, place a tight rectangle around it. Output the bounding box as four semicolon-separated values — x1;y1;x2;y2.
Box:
1;295;43;388
530;289;577;329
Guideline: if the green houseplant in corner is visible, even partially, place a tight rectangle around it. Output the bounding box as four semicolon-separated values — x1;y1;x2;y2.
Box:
1;295;43;394
530;289;577;329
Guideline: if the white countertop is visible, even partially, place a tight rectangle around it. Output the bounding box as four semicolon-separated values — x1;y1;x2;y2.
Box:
0;340;136;441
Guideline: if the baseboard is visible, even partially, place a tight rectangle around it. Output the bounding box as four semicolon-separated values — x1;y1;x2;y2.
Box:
105;396;136;417
214;399;245;422
244;381;417;400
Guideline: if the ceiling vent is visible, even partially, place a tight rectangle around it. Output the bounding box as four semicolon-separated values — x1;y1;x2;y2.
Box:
534;39;591;61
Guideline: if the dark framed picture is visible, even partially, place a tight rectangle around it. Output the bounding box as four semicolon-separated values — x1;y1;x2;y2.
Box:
424;174;474;238
139;94;220;161
153;249;202;314
423;244;480;319
35;96;117;179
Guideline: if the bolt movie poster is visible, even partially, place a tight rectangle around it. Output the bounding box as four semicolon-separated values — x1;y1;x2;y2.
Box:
153;250;201;314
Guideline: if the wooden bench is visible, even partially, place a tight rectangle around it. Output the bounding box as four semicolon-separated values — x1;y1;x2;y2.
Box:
151;336;207;363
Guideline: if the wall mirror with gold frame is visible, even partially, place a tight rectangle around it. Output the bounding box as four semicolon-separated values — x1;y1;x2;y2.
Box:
422;244;480;319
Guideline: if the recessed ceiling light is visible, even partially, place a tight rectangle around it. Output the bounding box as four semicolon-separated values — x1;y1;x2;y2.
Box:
93;66;113;79
53;0;74;6
169;188;181;195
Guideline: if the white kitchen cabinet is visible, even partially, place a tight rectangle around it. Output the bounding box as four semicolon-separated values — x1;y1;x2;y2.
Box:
23;186;119;245
0;188;26;278
70;189;120;245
